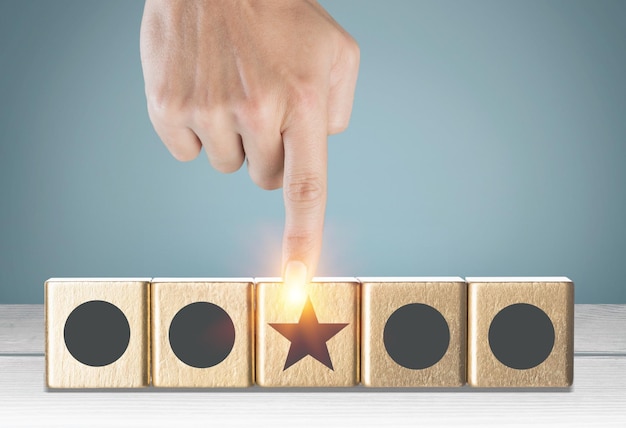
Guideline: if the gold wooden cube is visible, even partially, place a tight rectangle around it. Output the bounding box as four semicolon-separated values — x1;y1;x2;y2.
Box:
151;278;254;387
44;278;150;388
467;277;574;387
360;277;467;387
256;277;359;387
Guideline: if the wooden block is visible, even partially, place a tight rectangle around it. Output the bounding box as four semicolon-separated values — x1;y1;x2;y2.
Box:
150;278;254;387
467;277;574;387
255;277;359;387
44;278;150;388
360;277;467;387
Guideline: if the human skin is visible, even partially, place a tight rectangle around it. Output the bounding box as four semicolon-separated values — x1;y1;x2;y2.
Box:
140;0;359;284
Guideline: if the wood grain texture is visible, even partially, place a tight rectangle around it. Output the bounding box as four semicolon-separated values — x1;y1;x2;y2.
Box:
150;280;254;387
467;279;573;387
0;305;43;354
0;355;624;427
575;304;626;355
1;305;626;426
361;279;466;387
2;304;626;355
256;280;359;386
45;280;150;388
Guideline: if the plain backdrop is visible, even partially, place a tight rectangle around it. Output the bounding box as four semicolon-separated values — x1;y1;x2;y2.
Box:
1;0;625;303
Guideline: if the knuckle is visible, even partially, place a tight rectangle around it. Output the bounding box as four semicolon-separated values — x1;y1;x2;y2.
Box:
340;37;360;74
249;168;282;190
192;105;223;131
236;98;274;134
335;33;360;67
247;160;283;190
170;148;199;162
284;173;325;206
328;120;349;135
207;148;244;173
146;91;189;126
290;84;323;113
209;156;243;174
348;38;361;62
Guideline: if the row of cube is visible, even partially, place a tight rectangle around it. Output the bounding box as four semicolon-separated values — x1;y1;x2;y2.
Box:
45;276;573;388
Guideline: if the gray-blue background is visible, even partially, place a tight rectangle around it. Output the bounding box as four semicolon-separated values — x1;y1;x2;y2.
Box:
1;0;624;303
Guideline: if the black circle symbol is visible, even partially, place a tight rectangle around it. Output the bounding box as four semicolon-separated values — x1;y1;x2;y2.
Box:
383;303;450;369
63;300;131;367
488;303;555;370
168;302;236;368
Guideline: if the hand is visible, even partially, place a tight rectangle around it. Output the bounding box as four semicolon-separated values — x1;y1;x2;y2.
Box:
140;0;359;283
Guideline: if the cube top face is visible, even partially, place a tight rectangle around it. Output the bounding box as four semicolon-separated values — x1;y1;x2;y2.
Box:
44;279;150;388
466;276;572;283
467;277;574;387
361;279;467;387
255;277;358;283
151;280;254;387
152;277;253;283
256;280;359;387
358;276;465;283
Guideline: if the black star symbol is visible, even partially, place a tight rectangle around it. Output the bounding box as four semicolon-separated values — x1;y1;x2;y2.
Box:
269;296;348;371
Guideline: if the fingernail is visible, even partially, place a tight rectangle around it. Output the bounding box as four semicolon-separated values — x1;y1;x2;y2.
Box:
284;260;307;288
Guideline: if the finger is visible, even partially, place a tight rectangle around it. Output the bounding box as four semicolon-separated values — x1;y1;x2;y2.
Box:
192;113;245;174
149;118;202;162
327;39;360;135
197;130;246;174
281;101;328;283
241;129;284;190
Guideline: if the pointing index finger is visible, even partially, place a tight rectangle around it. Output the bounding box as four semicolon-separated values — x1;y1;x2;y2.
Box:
281;103;328;285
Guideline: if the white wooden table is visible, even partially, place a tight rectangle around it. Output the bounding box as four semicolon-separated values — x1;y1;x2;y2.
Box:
1;304;625;427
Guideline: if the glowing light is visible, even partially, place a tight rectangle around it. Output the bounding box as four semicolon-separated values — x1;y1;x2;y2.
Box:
286;283;307;306
284;260;308;306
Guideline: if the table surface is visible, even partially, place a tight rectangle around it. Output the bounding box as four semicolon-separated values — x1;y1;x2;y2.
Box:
1;304;625;427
